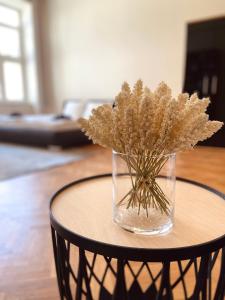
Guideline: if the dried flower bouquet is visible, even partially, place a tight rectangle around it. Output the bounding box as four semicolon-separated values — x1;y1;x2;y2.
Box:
79;80;223;216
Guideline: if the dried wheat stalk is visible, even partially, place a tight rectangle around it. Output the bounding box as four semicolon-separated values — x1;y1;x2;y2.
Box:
79;80;223;216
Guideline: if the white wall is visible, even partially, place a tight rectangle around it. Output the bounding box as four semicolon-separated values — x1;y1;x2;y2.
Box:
39;0;225;112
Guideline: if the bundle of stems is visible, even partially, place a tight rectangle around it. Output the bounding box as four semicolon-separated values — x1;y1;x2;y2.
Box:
117;151;170;217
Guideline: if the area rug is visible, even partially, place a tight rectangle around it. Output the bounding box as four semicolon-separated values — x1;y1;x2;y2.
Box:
0;143;86;181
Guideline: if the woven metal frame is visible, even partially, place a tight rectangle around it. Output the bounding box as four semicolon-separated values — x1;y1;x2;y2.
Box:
51;227;225;300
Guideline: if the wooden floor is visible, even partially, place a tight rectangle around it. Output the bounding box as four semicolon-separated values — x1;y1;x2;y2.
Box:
0;145;224;300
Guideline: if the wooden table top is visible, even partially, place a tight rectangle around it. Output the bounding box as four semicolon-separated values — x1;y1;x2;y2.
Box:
51;175;225;251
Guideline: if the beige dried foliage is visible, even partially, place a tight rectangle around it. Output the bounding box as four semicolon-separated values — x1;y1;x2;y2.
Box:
79;80;223;155
79;80;223;216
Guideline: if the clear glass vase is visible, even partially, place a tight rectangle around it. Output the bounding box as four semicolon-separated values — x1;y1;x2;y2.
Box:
112;150;176;235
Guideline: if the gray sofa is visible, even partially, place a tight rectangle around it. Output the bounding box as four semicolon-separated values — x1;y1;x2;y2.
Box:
0;99;112;148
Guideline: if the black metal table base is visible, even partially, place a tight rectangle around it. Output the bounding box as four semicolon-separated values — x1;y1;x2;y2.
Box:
51;227;225;300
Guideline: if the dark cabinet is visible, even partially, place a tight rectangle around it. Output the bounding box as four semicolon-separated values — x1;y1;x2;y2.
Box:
184;17;225;147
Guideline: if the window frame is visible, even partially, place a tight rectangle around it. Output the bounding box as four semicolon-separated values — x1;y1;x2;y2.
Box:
0;2;27;103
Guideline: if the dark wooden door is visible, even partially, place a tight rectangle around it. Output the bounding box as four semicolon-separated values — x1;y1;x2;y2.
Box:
184;17;225;147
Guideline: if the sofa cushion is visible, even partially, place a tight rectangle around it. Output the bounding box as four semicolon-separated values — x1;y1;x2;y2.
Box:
63;100;84;119
82;99;113;119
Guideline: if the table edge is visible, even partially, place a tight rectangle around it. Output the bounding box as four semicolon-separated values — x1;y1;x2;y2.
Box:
49;173;225;261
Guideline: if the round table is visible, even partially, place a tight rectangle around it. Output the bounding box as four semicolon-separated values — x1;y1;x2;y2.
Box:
50;174;225;300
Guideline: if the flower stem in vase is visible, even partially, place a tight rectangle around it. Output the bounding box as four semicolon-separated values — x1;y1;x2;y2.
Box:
117;152;170;217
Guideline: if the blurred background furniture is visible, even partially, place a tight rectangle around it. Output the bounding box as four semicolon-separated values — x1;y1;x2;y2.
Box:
0;99;112;148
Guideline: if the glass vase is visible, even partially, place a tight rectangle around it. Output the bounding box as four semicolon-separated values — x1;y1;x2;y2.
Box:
112;150;176;235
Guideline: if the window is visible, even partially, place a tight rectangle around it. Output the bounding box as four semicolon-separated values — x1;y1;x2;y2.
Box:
0;3;26;102
0;0;38;106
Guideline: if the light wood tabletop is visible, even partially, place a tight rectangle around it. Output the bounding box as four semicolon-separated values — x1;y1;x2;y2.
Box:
0;145;225;299
51;175;225;250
